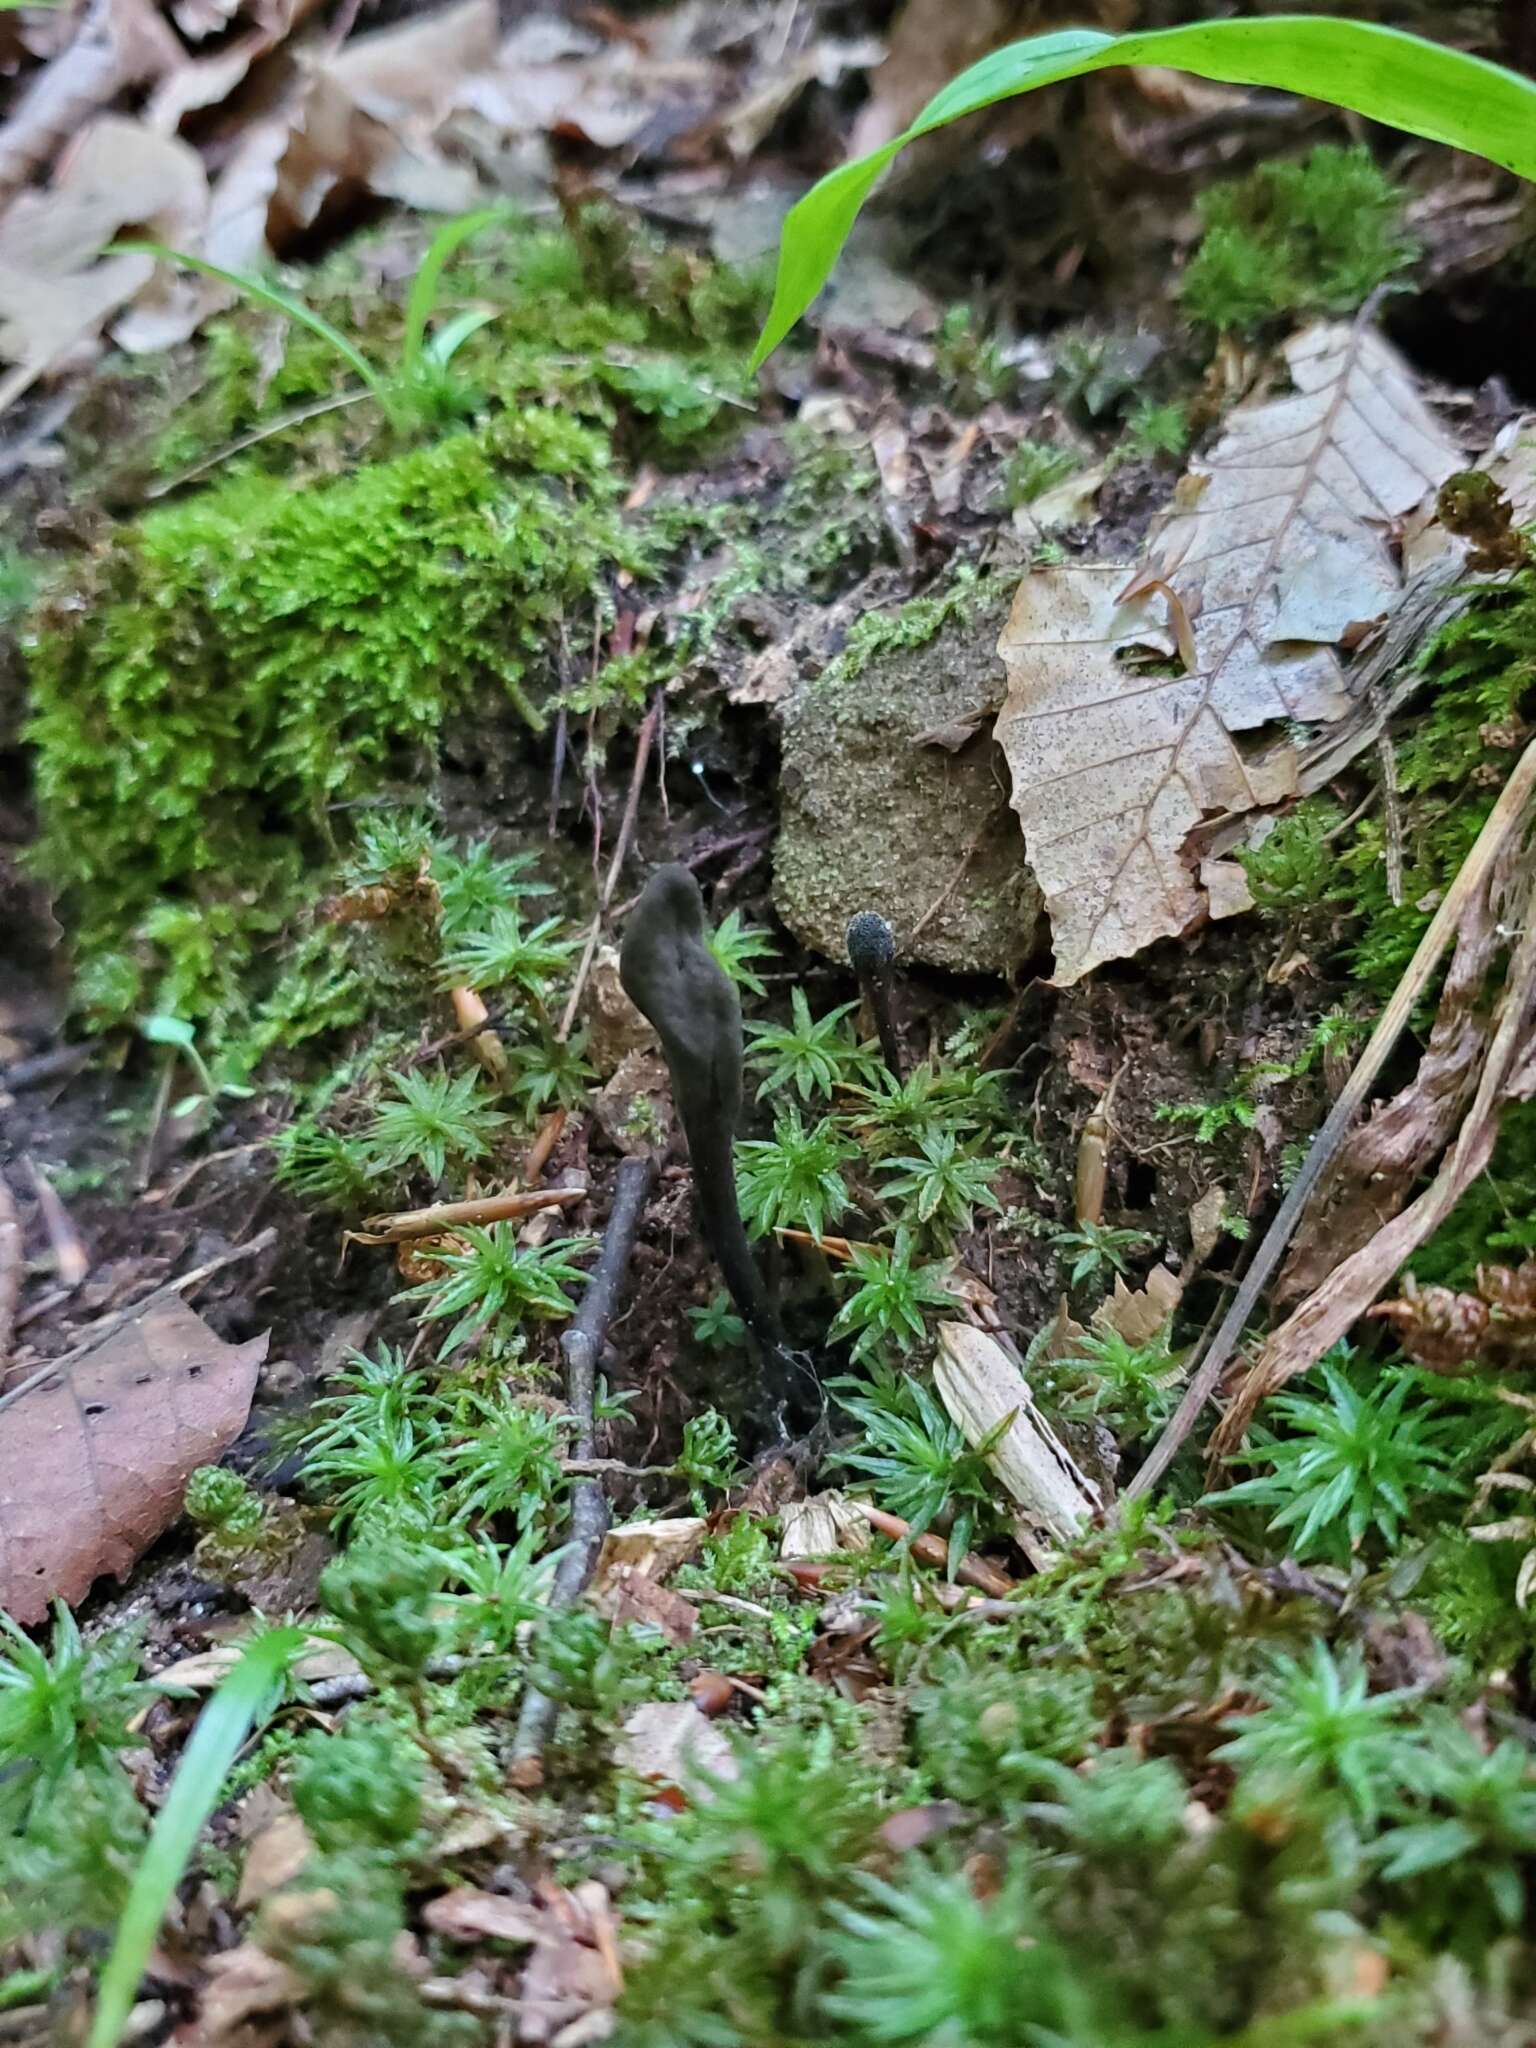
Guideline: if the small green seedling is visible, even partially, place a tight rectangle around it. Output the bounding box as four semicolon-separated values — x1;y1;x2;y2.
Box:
115;207;508;434
139;1013;255;1119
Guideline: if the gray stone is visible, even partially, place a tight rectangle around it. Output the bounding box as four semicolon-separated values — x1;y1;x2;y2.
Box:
774;596;1043;974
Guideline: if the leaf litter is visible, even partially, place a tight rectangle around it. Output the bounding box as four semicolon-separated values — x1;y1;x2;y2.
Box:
0;1292;264;1621
996;320;1463;983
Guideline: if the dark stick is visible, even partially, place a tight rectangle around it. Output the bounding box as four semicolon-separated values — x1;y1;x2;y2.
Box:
846;912;903;1081
510;1154;656;1782
548;706;568;839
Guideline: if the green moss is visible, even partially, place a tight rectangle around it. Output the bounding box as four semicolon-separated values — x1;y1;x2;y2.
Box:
1244;566;1536;994
1181;144;1417;334
822;564;1007;687
27;409;627;1028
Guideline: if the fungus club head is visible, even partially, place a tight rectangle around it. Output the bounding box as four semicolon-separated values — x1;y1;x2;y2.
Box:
846;910;896;977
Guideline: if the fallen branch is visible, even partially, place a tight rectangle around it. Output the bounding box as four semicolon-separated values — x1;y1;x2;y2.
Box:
510;1154;657;1784
1127;734;1536;1501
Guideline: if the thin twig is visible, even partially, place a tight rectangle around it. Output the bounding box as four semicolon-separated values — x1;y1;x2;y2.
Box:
0;1173;20;1383
523;1107;567;1185
0;1228;277;1418
145;390;371;498
24;1156;88;1289
1126;734;1536;1502
1379;730;1404;908
511;1155;657;1782
345;1183;587;1246
557;694;662;1042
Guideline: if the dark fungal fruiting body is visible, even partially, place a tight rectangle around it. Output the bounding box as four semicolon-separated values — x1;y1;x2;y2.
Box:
619;864;817;1438
846;910;903;1081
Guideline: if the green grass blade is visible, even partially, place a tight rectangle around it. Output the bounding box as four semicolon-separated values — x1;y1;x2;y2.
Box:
87;1626;306;2048
752;16;1536;364
423;305;499;370
111;242;389;403
401;206;508;379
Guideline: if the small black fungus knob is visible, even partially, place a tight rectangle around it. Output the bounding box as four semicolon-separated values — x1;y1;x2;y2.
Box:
846;911;902;1081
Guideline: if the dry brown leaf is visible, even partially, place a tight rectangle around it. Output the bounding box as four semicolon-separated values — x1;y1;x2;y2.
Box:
588;1564;697;1646
515;1880;623;2046
933;1321;1100;1567
1090;1263;1183;1345
0;115;207;398
0;1294;265;1622
236;1810;313;1908
194;1939;304;2043
615;1700;738;1794
423;1887;549;1946
0;0;185;202
996;323;1462;983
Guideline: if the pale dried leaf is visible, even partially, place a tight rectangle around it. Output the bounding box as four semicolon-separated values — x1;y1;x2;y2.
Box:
516;1881;623;2046
196;1940;304;2042
0;116;206;383
933;1322;1100;1567
615;1700;738;1793
1188;1186;1228;1266
154;1636;357;1691
780;1490;871;1559
1090;1264;1183;1345
423;1888;549;1946
1012;461;1106;536
996;324;1462;983
593;1517;706;1588
237;1811;313;1908
0;1295;264;1622
0;0;185;202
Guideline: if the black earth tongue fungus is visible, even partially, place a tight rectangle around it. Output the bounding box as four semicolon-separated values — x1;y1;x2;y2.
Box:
846;910;903;1082
619;864;821;1444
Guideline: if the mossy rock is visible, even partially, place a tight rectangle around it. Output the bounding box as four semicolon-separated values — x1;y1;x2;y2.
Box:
774;593;1042;973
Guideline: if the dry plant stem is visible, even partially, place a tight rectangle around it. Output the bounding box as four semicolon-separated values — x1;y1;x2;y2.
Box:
511;1154;657;1781
1126;733;1536;1503
25;1156;88;1289
557;694;662;1043
1210;845;1536;1463
348;1183;586;1245
0;1044;90;1093
523;1107;568;1184
0;1173;20;1382
145;391;370;498
846;1499;1015;1597
0;1228;277;1419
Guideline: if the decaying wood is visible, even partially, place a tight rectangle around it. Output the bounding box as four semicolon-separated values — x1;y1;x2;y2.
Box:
934;1321;1101;1568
